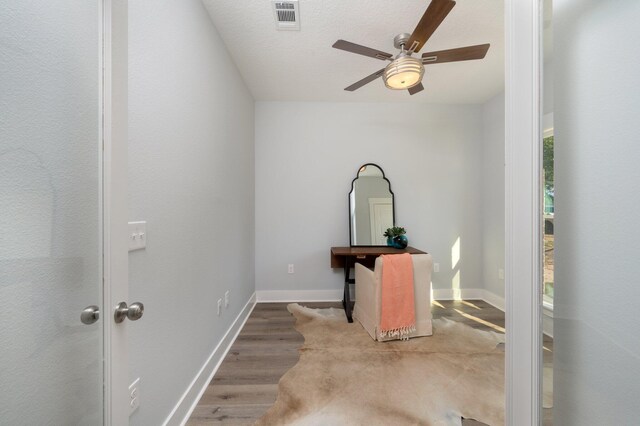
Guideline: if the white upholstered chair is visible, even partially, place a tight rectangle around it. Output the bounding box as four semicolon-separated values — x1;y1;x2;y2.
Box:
353;253;433;341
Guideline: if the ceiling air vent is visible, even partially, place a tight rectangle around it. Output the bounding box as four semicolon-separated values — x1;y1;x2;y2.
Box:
272;0;300;31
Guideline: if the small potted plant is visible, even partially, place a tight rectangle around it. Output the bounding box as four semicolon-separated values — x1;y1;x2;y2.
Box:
383;226;408;249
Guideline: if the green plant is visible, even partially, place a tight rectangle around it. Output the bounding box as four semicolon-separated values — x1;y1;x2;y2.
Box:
383;226;406;238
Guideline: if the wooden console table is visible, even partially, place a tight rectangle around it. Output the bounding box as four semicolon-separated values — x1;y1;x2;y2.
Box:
330;246;427;322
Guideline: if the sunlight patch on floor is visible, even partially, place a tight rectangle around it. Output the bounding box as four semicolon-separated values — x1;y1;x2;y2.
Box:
432;300;445;309
454;308;505;333
460;300;482;310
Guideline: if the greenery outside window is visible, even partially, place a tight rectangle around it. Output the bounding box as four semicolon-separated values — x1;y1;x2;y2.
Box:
543;135;554;305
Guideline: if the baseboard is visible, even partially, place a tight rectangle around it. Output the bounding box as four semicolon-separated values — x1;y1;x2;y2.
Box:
256;288;507;312
431;288;506;312
481;290;506;312
256;289;342;302
431;288;485;301
162;292;257;426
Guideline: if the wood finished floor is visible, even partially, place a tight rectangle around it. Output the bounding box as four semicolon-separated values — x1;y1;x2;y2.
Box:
187;300;550;425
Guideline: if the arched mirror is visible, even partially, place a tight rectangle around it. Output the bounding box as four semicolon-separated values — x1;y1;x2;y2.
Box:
349;163;395;246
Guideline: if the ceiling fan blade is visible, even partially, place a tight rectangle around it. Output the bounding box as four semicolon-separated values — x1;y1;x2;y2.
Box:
408;83;424;95
344;68;386;91
422;44;490;64
332;40;394;61
406;0;456;53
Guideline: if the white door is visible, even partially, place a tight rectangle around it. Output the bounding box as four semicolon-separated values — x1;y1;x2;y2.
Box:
0;0;129;424
369;198;393;245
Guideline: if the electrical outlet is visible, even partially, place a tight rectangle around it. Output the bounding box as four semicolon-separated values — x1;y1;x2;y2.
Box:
288;264;294;274
498;268;505;280
217;299;222;316
433;263;440;273
129;378;140;415
224;291;229;308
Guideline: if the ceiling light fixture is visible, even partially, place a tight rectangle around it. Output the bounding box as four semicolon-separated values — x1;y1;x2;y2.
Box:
383;55;425;90
332;0;491;96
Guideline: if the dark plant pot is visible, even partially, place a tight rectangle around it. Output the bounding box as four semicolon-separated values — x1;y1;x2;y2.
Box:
388;235;408;249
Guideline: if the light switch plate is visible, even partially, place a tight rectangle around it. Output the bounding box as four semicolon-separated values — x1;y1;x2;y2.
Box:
128;221;147;252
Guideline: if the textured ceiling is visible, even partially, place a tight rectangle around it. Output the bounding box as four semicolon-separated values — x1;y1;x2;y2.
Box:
202;0;504;103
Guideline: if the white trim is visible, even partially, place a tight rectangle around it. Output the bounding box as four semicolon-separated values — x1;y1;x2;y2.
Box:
431;288;485;301
431;288;505;312
505;0;542;424
162;293;257;426
256;289;342;302
100;2;109;424
103;0;129;424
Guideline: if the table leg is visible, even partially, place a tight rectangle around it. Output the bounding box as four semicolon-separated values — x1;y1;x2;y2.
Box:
343;258;353;322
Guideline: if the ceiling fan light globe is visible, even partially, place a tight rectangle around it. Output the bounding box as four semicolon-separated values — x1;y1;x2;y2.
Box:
385;71;422;89
383;56;424;90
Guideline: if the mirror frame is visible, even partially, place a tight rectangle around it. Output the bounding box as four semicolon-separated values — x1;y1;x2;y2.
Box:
348;163;395;247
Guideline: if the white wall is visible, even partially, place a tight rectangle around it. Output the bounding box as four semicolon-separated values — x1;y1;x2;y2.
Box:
128;1;254;425
554;0;640;423
481;93;505;302
255;102;484;299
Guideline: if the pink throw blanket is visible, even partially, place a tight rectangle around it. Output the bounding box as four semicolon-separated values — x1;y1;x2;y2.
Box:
380;253;416;340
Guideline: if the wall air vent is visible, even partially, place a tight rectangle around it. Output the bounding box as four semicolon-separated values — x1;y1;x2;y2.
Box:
272;0;300;31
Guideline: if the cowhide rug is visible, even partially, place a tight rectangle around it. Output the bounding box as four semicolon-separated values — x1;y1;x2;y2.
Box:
256;303;505;426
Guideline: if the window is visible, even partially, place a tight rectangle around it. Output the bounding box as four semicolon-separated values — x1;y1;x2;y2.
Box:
543;134;554;305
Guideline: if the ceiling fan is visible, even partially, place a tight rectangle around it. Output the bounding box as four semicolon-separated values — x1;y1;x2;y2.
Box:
332;0;490;95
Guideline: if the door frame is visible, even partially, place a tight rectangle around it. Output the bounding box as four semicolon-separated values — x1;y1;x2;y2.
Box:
504;0;543;424
103;0;129;424
100;1;545;423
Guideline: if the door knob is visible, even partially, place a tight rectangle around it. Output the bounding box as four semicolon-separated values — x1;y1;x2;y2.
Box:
114;301;144;323
81;305;100;325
